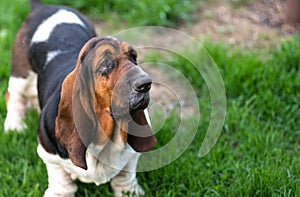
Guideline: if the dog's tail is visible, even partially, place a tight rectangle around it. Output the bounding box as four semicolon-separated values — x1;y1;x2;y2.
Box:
30;0;42;11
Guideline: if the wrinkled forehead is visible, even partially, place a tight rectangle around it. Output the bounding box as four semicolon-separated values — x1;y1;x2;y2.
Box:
93;37;135;58
80;37;137;72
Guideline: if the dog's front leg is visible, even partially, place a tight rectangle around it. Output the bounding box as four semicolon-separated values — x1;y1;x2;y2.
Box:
111;154;145;197
43;162;78;197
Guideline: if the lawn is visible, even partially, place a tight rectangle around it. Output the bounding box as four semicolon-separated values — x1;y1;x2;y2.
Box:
0;0;300;196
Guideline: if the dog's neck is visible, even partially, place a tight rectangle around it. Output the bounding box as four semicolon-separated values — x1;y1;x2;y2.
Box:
87;119;135;158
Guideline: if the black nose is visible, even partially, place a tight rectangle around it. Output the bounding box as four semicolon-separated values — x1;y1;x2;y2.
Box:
134;76;152;93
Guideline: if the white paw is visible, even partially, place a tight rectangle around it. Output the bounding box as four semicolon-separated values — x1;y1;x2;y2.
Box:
4;115;27;132
130;184;145;196
44;188;76;197
113;183;145;197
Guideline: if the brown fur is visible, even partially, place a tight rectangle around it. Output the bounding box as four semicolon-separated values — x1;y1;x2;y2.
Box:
11;21;31;78
5;91;10;105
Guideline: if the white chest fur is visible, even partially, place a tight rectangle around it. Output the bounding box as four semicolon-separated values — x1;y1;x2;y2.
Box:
37;142;139;185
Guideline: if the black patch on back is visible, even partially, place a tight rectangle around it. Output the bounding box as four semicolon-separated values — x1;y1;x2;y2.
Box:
29;23;94;72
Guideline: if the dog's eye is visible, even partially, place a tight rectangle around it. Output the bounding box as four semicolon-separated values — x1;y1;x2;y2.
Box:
129;50;137;65
96;59;115;74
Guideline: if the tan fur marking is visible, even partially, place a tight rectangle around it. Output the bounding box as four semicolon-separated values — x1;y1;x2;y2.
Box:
5;91;10;105
120;119;128;144
95;107;114;145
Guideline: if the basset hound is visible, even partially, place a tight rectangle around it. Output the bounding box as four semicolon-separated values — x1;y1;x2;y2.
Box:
4;0;157;196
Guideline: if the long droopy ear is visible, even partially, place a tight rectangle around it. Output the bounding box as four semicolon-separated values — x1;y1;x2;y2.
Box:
56;38;113;170
55;65;90;169
127;110;157;152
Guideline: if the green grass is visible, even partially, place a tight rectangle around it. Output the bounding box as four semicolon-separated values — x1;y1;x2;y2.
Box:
44;0;198;27
1;0;300;196
142;36;300;196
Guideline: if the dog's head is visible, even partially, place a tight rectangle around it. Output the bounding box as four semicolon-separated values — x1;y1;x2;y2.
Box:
55;37;157;169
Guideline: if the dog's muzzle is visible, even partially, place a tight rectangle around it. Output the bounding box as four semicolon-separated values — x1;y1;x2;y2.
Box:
111;66;152;118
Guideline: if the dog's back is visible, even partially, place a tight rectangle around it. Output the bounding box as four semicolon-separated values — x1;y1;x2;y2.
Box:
28;1;96;73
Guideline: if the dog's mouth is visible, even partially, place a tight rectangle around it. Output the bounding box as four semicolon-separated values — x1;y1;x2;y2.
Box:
110;92;150;120
129;92;150;114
